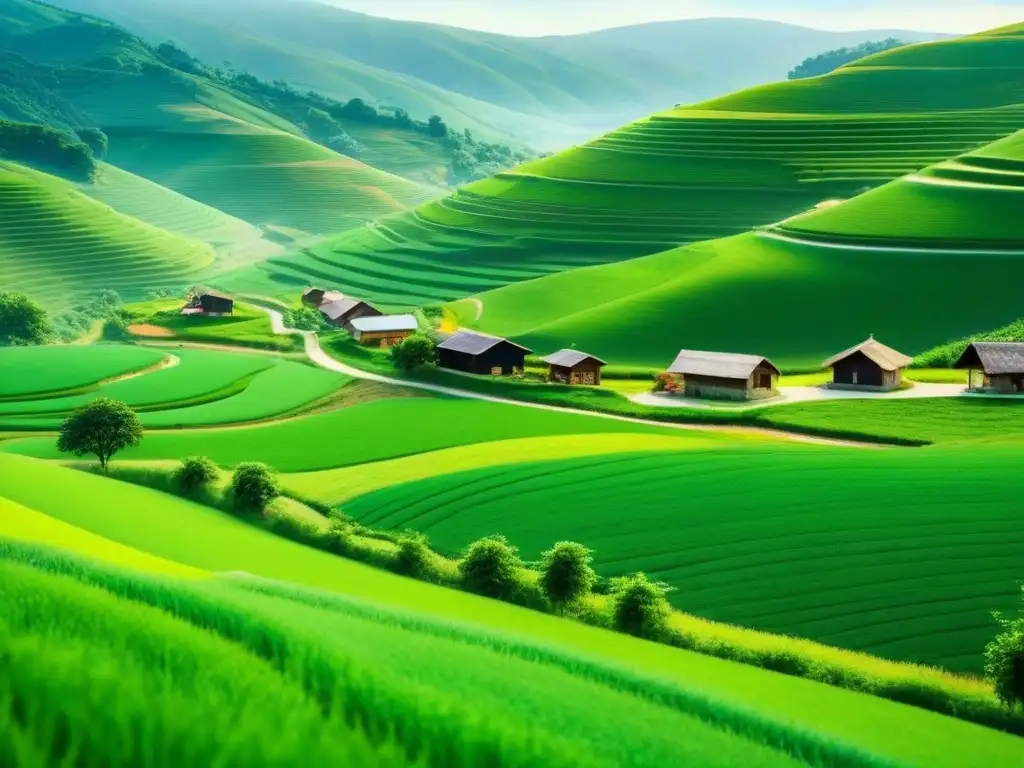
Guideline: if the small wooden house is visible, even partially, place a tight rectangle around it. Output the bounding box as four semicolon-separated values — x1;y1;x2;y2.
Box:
954;342;1024;393
822;337;912;391
319;297;382;329
302;287;344;308
438;330;532;376
668;349;779;401
350;314;418;347
183;287;233;316
543;349;607;386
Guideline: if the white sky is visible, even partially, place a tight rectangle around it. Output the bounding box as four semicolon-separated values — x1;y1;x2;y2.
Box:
323;1;1024;35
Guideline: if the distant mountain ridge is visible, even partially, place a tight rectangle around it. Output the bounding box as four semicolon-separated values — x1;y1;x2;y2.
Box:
50;0;945;146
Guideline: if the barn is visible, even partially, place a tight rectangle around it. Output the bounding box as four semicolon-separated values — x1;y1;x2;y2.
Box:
438;330;532;376
954;342;1024;393
319;297;383;329
668;349;780;401
350;314;418;347
183;287;233;316
822;337;912;391
543;349;607;386
302;287;344;308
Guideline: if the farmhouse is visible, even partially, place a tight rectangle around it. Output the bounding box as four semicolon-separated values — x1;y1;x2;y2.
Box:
182;287;233;316
350;314;418;347
438;330;532;376
319;297;383;329
822;336;912;391
954;342;1024;393
668;349;780;401
302;287;345;308
543;349;607;385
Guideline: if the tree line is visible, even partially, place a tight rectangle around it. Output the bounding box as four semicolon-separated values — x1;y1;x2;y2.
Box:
788;38;908;80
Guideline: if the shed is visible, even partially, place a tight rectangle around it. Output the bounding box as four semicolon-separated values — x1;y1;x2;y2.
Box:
822;337;912;391
319;297;383;329
350;314;418;347
438;330;532;376
542;349;607;386
302;287;344;308
668;350;780;401
954;342;1024;393
184;287;233;316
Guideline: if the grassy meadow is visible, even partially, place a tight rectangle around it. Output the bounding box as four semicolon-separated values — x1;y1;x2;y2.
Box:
3;457;1024;768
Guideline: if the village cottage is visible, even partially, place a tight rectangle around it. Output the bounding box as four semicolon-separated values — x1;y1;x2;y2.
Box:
350;314;418;347
822;336;912;391
438;330;532;376
543;349;607;385
955;342;1024;393
668;349;779;401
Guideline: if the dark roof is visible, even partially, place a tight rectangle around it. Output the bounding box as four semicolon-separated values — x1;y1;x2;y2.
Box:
822;337;912;372
542;349;607;368
668;349;780;379
438;330;532;356
954;342;1024;374
319;298;370;321
192;286;232;301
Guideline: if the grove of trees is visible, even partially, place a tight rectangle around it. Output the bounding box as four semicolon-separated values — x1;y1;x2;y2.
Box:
788;38;907;80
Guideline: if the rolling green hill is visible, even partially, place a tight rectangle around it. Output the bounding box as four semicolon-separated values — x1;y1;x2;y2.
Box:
225;23;1024;309
2;455;1024;768
461;128;1024;370
0;161;216;307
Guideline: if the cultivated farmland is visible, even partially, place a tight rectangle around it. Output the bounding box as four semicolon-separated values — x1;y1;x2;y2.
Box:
2;456;1023;768
229;25;1024;308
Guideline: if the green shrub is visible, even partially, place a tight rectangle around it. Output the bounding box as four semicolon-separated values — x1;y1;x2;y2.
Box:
985;615;1024;709
610;573;673;640
101;314;131;341
394;532;433;579
263;510;321;546
175;456;219;495
231;463;280;512
390;334;436;373
539;541;597;611
458;535;522;599
319;519;354;557
0;292;50;346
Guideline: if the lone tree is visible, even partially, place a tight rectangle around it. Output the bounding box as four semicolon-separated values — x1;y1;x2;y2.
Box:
390;333;437;373
610;573;674;640
985;605;1024;709
231;462;280;512
540;541;597;611
57;398;143;474
0;292;49;346
458;535;522;599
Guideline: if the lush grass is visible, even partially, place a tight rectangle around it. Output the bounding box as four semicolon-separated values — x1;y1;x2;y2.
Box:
0;161;215;309
3;462;1024;767
227;25;1024;310
0;346;345;430
124;299;303;352
0;395;689;471
342;443;1024;673
0;344;165;398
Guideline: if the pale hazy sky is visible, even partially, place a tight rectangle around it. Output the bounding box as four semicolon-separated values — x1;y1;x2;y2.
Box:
325;0;1024;35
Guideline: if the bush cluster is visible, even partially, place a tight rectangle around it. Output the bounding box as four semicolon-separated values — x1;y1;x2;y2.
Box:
176;456;220;496
231;463;280;512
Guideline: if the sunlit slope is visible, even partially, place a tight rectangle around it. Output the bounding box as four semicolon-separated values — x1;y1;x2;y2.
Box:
774;130;1024;247
3;455;1024;768
0;161;214;307
235;25;1024;307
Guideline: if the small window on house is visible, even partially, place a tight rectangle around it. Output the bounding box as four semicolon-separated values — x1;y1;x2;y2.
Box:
491;366;503;376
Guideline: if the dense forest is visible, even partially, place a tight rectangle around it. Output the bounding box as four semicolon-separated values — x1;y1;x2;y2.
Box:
788;38;907;79
0;120;98;180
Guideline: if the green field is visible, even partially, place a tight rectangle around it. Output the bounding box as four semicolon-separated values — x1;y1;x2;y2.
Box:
0;345;344;429
225;25;1024;309
0;345;166;398
2;454;1023;768
338;442;1024;673
0;161;216;308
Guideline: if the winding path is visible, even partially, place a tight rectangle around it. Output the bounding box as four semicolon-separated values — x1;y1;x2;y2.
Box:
255;307;886;449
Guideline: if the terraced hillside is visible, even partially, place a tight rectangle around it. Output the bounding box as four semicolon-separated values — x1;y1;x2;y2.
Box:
0;162;215;307
228;24;1024;307
4;457;1023;768
464;127;1024;370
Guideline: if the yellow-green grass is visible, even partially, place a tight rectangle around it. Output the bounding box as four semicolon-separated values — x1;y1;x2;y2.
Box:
342;443;1024;673
0;396;689;471
104;105;442;237
3;455;1023;768
0;161;215;308
0;344;166;399
0;346;344;430
777;370;963;387
228;25;1024;308
282;432;734;505
464;230;1024;370
774;129;1024;248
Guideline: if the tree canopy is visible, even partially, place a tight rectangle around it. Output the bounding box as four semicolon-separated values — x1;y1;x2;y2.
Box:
0;292;50;346
57;398;144;473
788;39;907;80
